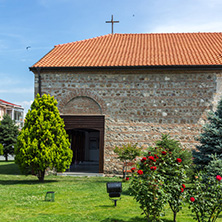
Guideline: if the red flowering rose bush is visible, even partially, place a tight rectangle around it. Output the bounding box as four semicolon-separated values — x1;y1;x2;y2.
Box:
130;134;190;222
216;175;221;181
130;154;167;222
188;173;222;222
149;134;189;222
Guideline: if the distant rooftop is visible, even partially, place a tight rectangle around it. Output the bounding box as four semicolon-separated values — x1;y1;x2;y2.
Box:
31;32;222;68
0;99;22;108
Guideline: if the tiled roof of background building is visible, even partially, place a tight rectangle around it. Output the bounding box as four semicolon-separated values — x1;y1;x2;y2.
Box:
32;33;222;68
0;99;22;108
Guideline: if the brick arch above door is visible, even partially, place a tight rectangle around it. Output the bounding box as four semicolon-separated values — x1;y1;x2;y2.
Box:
58;89;107;115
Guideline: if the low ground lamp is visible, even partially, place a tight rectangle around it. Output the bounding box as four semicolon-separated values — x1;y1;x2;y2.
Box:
106;182;122;206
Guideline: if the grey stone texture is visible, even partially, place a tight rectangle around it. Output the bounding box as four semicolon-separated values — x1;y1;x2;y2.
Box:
34;69;222;174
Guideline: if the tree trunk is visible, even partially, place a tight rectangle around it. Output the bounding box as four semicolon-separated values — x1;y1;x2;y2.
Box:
5;154;8;162
122;164;126;179
37;170;45;182
173;212;177;222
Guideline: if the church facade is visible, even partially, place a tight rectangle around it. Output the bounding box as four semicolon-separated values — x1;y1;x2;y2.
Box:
30;33;222;174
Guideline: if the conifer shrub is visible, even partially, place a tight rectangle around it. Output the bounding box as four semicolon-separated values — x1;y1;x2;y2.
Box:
193;97;222;169
203;154;222;182
15;94;73;182
0;114;19;161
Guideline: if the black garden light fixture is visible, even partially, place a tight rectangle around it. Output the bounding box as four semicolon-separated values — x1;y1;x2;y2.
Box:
106;182;122;206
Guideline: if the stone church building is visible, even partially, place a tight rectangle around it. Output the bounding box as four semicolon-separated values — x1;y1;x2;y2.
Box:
30;33;222;174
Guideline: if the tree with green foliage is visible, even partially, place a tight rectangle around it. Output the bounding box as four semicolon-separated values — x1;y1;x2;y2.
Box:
155;134;193;167
15;94;73;182
114;143;142;178
0;114;19;161
0;143;3;155
193;97;222;169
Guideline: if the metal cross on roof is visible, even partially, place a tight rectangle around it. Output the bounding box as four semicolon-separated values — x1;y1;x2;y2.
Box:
105;15;119;34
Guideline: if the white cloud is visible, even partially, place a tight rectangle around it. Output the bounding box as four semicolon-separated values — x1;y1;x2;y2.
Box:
13;100;33;116
150;21;222;33
138;0;222;34
197;0;222;8
0;87;33;94
18;100;33;107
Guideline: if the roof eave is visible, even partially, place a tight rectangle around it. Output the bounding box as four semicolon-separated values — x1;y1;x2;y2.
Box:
29;65;222;72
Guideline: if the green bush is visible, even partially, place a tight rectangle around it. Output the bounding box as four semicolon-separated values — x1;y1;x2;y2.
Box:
114;143;142;178
188;173;222;222
15;94;73;182
0;143;3;155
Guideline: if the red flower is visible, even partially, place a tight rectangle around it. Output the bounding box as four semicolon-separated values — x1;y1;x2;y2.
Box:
137;170;143;175
150;166;157;171
182;184;186;188
148;156;155;161
162;151;167;155
190;197;195;202
216;175;222;181
181;188;184;193
131;167;136;172
176;158;182;163
126;177;130;181
141;157;147;162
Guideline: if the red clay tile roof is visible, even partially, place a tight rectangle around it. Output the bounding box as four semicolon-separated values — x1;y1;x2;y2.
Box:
32;33;222;68
0;99;22;108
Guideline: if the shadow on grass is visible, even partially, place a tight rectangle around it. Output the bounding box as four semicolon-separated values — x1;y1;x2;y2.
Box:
121;188;131;196
100;217;146;222
0;179;58;185
95;179;122;184
0;160;14;162
0;161;21;175
100;217;172;222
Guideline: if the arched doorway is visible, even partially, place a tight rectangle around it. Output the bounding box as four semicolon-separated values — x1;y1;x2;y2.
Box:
61;115;105;173
67;129;100;173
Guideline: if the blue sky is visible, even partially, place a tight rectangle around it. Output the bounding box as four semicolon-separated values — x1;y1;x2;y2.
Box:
1;0;222;114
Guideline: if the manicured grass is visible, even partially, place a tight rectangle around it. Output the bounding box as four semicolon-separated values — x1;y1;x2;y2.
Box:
0;162;220;222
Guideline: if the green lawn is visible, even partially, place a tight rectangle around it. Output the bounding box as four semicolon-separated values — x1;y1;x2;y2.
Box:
0;161;220;222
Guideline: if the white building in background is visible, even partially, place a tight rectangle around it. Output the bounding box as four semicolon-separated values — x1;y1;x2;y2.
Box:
0;99;24;129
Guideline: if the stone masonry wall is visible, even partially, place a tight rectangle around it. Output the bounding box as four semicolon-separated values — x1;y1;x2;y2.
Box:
34;69;222;174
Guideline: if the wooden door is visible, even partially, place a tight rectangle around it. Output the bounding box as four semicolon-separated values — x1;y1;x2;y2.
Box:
61;115;105;173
